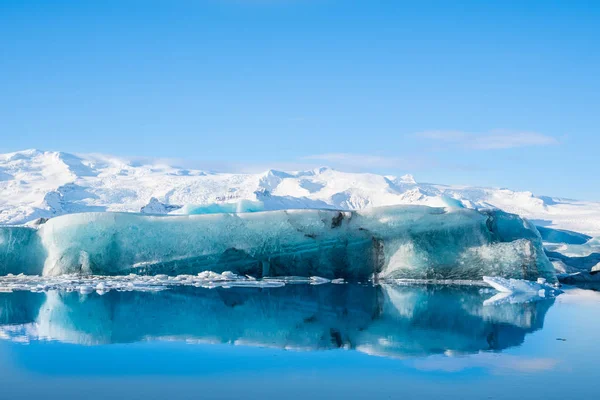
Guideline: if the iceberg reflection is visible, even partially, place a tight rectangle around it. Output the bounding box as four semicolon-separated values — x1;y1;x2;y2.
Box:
0;284;553;358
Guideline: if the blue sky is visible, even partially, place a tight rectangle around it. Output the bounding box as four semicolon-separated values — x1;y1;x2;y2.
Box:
1;0;598;199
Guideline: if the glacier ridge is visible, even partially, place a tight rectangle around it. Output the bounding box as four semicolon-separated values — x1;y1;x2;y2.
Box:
1;149;600;236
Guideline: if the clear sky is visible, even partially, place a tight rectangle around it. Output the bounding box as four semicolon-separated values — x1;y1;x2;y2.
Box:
1;0;598;199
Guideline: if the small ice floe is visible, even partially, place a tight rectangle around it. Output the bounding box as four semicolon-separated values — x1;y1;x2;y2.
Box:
95;282;110;295
0;270;338;293
309;276;330;285
78;285;94;294
482;276;563;305
197;271;217;279
221;271;238;280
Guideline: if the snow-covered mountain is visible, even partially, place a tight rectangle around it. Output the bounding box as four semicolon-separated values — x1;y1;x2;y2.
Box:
1;149;600;235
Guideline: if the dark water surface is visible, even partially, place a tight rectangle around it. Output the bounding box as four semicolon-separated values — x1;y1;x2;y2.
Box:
1;284;599;399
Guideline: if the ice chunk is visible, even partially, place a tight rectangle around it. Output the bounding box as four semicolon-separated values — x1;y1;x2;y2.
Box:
0;206;556;282
483;276;563;299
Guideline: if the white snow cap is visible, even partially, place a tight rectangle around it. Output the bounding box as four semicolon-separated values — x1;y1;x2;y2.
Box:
0;149;599;236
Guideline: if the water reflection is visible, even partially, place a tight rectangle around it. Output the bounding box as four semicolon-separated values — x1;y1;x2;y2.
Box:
0;284;553;358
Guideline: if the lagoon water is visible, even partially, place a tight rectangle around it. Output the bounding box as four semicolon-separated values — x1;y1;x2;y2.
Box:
1;284;599;399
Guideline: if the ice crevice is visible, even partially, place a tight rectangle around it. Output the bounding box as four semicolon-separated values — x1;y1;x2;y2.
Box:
0;205;556;282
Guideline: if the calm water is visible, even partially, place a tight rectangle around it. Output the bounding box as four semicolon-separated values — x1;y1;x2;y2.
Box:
1;284;599;399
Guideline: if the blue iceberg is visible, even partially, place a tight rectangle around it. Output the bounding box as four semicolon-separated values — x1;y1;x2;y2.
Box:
0;205;555;282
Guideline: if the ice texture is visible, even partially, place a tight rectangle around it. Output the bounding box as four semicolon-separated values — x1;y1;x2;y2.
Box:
173;200;266;215
0;205;555;282
0;227;46;275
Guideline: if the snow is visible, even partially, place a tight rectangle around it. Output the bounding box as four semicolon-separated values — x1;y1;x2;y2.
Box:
140;197;182;214
1;149;600;236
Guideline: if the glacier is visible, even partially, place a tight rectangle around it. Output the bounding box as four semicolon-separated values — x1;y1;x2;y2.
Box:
2;149;600;236
0;205;555;282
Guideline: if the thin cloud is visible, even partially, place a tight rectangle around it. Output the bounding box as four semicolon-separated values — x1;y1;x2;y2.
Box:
416;130;558;150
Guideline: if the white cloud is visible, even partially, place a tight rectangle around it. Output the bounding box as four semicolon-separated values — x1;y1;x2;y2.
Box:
416;130;558;150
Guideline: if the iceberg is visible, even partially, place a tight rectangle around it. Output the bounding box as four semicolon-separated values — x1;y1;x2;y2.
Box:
537;226;592;245
0;226;46;275
545;237;600;273
0;205;555;282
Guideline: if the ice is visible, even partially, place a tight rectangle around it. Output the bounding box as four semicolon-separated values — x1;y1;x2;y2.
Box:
140;197;182;214
534;225;600;280
0;205;556;282
537;226;591;245
0;271;290;293
557;271;600;286
544;237;600;273
173;200;265;215
0;226;46;275
482;276;563;299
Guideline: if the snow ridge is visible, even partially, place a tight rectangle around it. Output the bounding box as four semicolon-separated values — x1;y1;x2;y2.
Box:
1;149;599;235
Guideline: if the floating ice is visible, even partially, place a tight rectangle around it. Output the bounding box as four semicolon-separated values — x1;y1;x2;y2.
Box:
482;276;563;305
0;271;287;293
0;205;556;282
